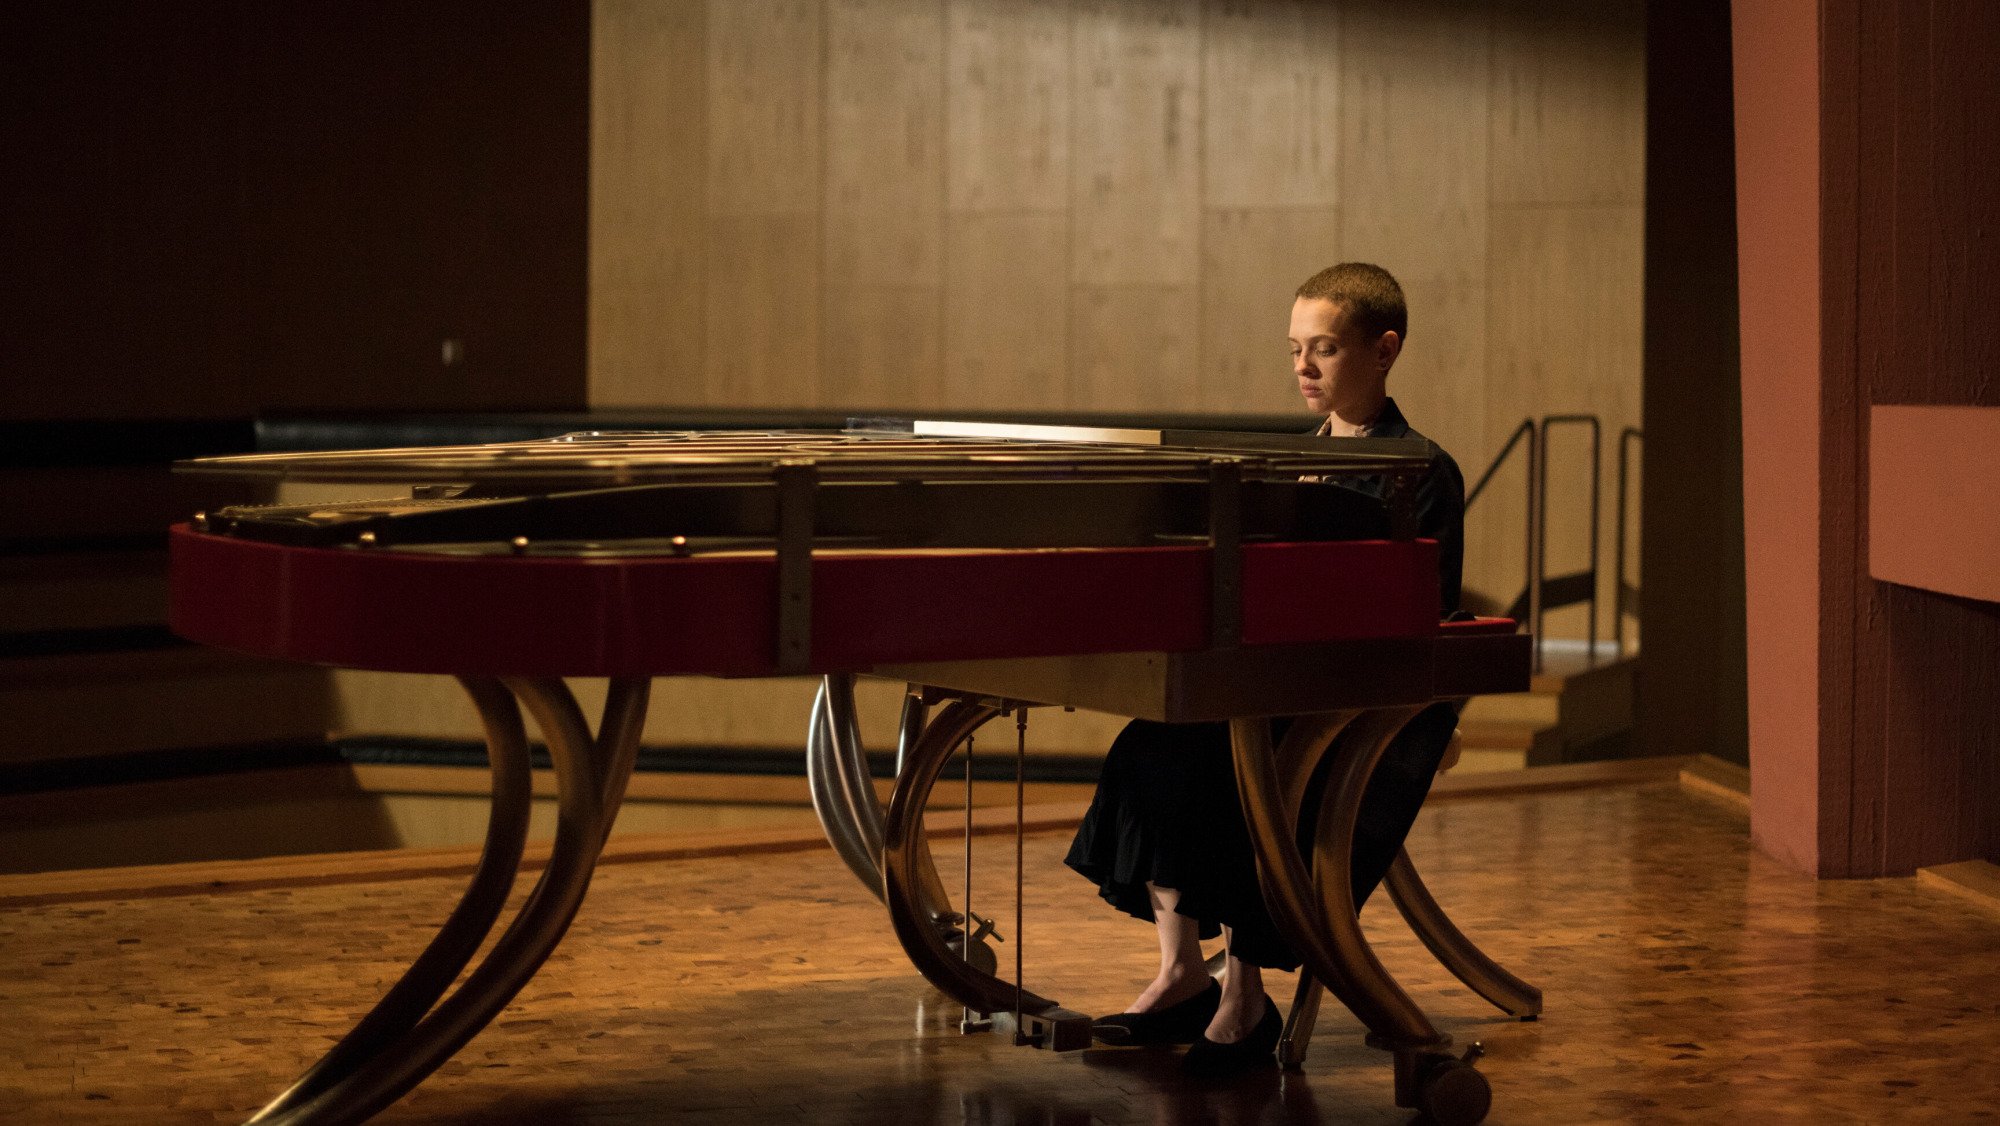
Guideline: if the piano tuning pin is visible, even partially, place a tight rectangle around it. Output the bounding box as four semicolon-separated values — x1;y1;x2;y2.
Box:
511;536;531;554
192;512;209;532
357;531;378;547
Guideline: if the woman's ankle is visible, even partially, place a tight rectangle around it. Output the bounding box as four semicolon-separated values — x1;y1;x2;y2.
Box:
1132;961;1213;1011
1203;989;1269;1042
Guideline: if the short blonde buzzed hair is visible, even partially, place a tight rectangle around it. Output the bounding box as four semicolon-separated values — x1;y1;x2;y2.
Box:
1296;262;1407;343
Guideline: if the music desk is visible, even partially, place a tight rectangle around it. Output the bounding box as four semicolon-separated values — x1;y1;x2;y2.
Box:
168;425;1537;1126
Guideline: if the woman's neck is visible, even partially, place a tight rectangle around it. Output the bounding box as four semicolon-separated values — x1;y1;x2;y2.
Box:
1321;393;1386;437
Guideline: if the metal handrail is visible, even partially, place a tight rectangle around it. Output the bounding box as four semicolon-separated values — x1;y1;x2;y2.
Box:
1463;419;1540;641
1536;416;1601;667
1463;414;1608;670
1614;428;1642;652
1464;419;1537;508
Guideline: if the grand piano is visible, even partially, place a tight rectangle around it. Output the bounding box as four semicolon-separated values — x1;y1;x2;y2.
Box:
169;421;1537;1125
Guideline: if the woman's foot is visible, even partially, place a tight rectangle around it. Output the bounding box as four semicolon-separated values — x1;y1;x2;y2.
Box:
1127;964;1215;1015
1200;988;1271;1045
1182;993;1281;1076
1091;977;1220;1046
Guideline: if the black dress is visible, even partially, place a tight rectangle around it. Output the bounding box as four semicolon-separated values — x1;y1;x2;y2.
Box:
1063;399;1465;970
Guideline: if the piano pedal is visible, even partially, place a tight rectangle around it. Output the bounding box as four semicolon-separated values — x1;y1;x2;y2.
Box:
1010;1006;1093;1052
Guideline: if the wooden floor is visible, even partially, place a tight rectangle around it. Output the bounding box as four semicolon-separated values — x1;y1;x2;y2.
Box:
3;780;1998;1124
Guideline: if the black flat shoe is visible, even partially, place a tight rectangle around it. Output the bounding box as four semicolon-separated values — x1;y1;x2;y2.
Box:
1181;993;1281;1077
1091;979;1222;1046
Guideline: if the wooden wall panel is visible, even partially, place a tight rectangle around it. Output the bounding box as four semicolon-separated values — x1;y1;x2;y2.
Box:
706;0;821;216
823;0;947;409
705;214;822;406
1338;0;1489;284
1072;286;1200;410
703;1;823;405
1198;207;1342;413
945;214;1072;409
825;0;945;284
330;670;1130;754
945;0;1071;213
1487;204;1644;630
590;0;706;407
1490;0;1646;206
823;288;946;408
1201;0;1341;209
1072;0;1201;286
593;284;707;405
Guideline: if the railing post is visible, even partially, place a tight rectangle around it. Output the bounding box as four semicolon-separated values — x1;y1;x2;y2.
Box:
1586;418;1601;664
1615;428;1642;653
1536;420;1552;676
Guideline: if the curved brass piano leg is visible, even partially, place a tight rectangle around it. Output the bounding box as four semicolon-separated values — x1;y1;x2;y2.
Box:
891;692;959;923
1384;849;1542;1019
882;699;1086;1044
807;677;884;892
246;676;534;1123
807;677;956;923
894;689;929;776
251;676;648;1126
1265;711;1357;1070
593;677;651;836
1274;709;1540;1072
1273;711;1362;815
1230;709;1446;1056
824;673;887;863
1275;708;1451;1070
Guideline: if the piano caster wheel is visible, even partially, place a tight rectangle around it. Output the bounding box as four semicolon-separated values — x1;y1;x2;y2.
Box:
1416;1045;1491;1126
945;931;999;977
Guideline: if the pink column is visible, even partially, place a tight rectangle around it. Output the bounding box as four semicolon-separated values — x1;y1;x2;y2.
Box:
1732;0;1825;874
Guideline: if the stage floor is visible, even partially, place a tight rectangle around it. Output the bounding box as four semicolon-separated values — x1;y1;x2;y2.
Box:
3;779;1996;1124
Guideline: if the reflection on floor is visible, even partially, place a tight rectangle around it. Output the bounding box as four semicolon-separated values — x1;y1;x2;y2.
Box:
3;780;1997;1124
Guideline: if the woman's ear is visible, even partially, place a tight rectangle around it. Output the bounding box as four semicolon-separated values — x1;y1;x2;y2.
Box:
1376;329;1403;373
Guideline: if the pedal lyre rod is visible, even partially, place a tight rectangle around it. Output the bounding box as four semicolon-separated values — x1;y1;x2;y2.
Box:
1012;707;1028;1044
959;732;990;1034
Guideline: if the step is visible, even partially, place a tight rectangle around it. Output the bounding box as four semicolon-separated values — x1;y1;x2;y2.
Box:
1448;747;1529;774
1455;717;1563;771
0;550;168;633
0;645;332;766
1457;718;1549;752
1458;651;1638;764
1460;691;1559;727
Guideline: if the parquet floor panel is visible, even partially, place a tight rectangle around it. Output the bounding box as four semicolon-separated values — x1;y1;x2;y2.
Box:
3;783;1997;1124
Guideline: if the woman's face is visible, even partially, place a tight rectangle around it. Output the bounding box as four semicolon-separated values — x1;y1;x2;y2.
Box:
1288;297;1389;416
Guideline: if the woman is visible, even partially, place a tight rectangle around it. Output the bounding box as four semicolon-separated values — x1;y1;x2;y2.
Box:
1064;263;1465;1074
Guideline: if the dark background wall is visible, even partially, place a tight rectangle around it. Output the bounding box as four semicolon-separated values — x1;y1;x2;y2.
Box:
0;1;589;421
0;2;590;834
1639;0;1747;766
